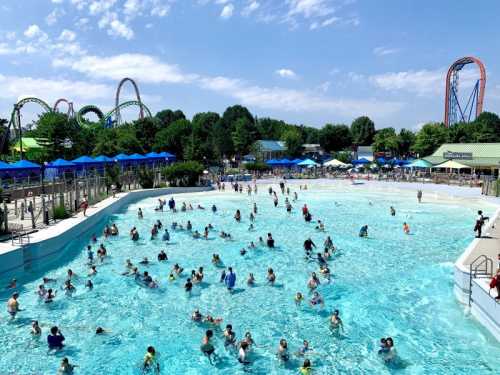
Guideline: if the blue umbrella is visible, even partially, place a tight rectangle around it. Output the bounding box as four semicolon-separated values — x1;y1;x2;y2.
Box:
297;158;319;167
376;157;386;164
266;159;279;165
94;155;114;164
291;158;303;164
352;158;371;165
47;158;77;169
72;156;98;167
9;159;41;170
0;161;12;171
280;158;293;167
128;153;148;164
145;152;162;160
157;151;176;161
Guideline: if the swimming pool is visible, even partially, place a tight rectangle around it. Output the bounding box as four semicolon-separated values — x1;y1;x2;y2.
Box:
1;184;499;374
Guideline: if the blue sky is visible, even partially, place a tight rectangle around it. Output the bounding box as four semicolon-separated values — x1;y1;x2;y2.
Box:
0;0;499;130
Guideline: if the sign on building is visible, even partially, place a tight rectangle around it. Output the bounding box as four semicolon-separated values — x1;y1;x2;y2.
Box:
443;151;473;160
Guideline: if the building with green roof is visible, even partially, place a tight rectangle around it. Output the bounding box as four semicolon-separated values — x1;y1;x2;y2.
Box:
424;143;500;176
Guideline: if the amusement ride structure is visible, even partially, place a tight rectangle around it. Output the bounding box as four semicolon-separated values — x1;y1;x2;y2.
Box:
444;56;486;127
0;78;152;155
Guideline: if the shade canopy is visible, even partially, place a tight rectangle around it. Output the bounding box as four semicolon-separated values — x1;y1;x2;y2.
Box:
297;158;319;167
72;156;98;166
9;159;41;170
405;159;433;168
47;158;77;169
324;159;348;167
352;158;371;165
376;157;387;164
266;159;279;165
0;161;12;170
432;160;471;170
145;152;163;160
94;155;114;164
291;158;303;164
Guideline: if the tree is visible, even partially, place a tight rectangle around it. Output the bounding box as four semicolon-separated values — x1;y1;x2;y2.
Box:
398;129;415;156
116;126;144;154
0;118;10;155
474;111;500;142
232;118;257;156
153;119;192;159
372;127;399;155
351;116;375;145
186;112;220;162
155;109;185;129
319;124;352;152
257;118;286;140
134;117;159;152
31;112;79;160
282;128;302;157
213;105;255;158
412;123;448;157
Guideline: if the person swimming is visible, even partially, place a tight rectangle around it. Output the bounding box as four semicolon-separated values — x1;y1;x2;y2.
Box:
223;324;237;347
234;210;241;222
390;206;396;216
359;225;368;237
330;310;344;332
157;250;168;261
277;339;289;362
31;320;42;335
160;229;170;242
307;272;321;291
403;222;410;234
295;292;304;306
247;273;255;286
143;346;160;373
267;268;276;285
201;330;217;364
137;208;143;219
309;291;324;308
267;233;275;248
238;341;250;364
192;309;203;322
299;359;312;375
211;205;217;213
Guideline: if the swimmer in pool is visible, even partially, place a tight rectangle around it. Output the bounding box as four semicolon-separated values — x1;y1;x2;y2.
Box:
403;222;410;234
359;225;368;237
137;208;143;219
330;309;344;333
267;268;276;285
223;324;237;348
192;309;203;322
297;340;312;356
299;359;312;375
7;293;20;318
201;330;217;364
157;250;168;261
143;346;160;373
307;273;320;291
309;291;324;308
247;273;255;286
31;320;41;335
390;206;396;216
295;292;304;306
212;254;222;266
277;339;290;362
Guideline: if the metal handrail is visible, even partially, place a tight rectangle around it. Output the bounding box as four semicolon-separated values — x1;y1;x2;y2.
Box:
469;254;494;306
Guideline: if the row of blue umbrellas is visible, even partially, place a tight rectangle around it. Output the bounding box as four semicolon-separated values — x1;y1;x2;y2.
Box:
0;152;176;173
266;158;313;167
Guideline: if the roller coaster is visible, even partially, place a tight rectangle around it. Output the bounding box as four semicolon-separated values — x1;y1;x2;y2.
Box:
0;78;153;155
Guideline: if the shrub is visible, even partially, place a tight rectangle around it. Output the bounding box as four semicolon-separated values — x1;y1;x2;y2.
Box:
243;162;269;172
138;168;155;189
162;161;203;187
53;205;69;220
105;165;122;190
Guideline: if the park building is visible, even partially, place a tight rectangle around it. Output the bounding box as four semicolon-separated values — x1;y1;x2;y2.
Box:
424;143;500;177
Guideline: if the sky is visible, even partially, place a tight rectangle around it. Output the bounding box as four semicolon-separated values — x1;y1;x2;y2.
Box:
0;0;499;130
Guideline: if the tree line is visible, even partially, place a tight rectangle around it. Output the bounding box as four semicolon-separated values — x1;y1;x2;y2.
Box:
1;105;500;163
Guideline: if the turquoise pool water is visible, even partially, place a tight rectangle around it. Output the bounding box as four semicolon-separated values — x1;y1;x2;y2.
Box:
0;185;499;374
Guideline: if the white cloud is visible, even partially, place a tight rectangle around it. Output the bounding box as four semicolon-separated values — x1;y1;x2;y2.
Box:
123;0;142;15
220;4;234;19
242;1;259;16
71;0;89;10
46;8;66;26
98;12;134;39
24;25;43;38
317;81;331;93
59;29;77;42
151;1;170;17
0;74;113;103
89;0;117;15
53;53;196;83
52;0;64;3
373;46;399;56
287;0;334;19
370;70;444;96
275;68;297;79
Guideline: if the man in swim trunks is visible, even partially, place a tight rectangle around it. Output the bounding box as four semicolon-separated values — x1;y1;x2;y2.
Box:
7;293;20;318
201;330;217;364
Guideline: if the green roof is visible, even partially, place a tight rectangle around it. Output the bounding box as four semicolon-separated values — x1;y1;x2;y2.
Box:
424;143;500;168
255;140;287;152
13;137;44;151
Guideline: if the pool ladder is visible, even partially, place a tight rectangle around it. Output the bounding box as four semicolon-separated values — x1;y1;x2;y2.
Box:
468;255;494;306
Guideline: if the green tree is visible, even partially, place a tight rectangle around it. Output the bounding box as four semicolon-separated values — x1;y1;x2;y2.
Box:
319;124;352;152
412;123;448;157
0;118;10;155
116;126;144;154
31;111;79;160
186;112;220;162
474;111;500;142
155;109;185;129
134;117;159;152
257;118;286;140
372;127;399;155
232;118;257;156
153;119;192;159
351;116;375;146
282;128;303;157
398;128;415;156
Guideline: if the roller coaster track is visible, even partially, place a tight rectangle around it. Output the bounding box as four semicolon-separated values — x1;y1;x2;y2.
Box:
53;98;75;118
115;78;144;126
0;97;52;157
76;101;152;127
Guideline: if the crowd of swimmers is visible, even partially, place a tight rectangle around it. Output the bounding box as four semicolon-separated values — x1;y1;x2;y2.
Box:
4;179;414;373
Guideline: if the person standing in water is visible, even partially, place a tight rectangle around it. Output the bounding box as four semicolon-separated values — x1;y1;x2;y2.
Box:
417;190;422;203
224;267;236;291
